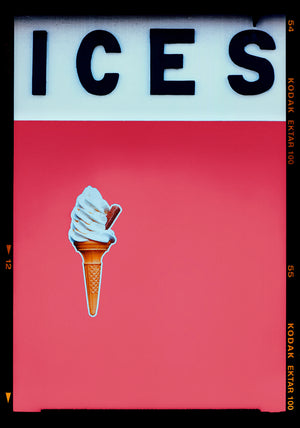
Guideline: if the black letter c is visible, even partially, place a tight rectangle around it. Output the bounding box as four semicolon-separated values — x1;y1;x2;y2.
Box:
76;30;121;95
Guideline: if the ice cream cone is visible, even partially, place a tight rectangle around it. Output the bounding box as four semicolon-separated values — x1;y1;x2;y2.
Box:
74;240;112;316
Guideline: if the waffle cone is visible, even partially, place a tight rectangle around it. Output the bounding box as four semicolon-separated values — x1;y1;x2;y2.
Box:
74;240;112;316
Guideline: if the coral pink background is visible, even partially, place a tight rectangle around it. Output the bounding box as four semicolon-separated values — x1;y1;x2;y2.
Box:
13;121;286;412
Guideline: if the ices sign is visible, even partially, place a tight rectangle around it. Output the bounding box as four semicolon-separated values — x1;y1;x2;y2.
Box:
14;16;285;120
32;28;276;96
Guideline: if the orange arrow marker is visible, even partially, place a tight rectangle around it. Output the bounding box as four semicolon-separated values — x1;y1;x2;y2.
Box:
5;392;11;403
6;244;11;255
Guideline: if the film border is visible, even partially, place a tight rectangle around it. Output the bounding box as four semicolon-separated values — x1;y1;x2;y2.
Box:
1;5;296;418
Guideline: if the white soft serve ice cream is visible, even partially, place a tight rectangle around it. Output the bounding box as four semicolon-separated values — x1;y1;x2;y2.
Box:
69;186;116;244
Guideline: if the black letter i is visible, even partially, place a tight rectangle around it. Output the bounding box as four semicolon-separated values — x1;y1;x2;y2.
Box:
32;30;48;95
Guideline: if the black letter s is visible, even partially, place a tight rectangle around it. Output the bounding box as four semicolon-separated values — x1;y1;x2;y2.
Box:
228;29;276;95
